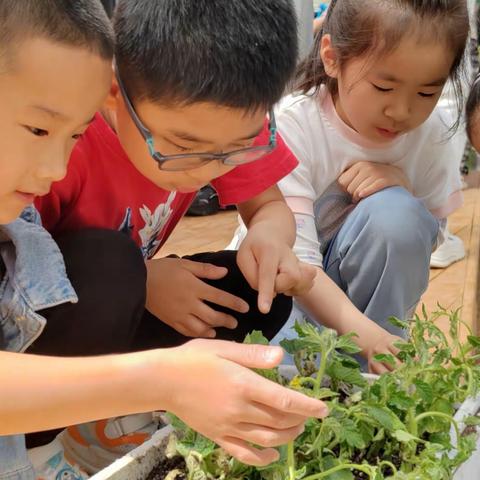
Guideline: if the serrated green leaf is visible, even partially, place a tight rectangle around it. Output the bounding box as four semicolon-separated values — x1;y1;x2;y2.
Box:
467;335;480;348
463;415;480;426
387;316;409;330
413;379;434;403
388;392;415;411
340;419;366;449
431;398;454;415
280;338;313;355
336;333;362;354
392;430;418;443
423;416;451;435
337;354;361;369
282;324;339;356
295;465;307;479
244;330;269;346
175;431;216;458
166;413;190;434
372;428;385;442
326;361;366;387
315;387;339;400
363;405;404;432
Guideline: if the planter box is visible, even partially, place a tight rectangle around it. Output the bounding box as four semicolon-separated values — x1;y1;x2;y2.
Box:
451;395;480;480
90;425;172;480
92;370;480;480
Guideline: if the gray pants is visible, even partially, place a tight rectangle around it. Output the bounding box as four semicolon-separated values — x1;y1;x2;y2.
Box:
273;187;439;363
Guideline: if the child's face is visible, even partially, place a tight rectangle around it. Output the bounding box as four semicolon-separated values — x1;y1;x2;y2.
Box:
323;35;454;144
0;38;112;223
112;87;268;192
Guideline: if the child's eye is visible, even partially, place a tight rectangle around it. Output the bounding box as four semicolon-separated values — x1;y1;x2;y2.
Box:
168;140;193;153
372;84;392;93
418;92;436;98
25;126;49;137
72;133;83;140
175;145;192;153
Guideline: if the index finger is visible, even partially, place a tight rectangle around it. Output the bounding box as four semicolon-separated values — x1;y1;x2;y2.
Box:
257;252;278;314
251;379;328;419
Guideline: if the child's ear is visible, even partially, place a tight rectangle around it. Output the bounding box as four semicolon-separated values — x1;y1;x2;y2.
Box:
320;34;339;78
103;76;120;111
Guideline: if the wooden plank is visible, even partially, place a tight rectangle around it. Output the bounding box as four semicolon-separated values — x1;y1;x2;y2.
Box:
159;210;238;258
461;187;480;334
418;186;480;339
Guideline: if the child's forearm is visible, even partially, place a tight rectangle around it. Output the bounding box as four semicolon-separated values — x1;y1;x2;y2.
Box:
237;186;296;247
297;268;389;352
0;350;169;435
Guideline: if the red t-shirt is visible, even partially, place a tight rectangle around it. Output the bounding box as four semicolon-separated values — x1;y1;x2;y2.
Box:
35;114;297;258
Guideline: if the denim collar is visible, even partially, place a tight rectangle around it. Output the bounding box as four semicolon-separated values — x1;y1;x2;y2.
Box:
0;207;77;311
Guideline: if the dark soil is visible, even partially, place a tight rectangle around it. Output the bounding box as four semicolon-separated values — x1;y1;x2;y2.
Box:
145;456;187;480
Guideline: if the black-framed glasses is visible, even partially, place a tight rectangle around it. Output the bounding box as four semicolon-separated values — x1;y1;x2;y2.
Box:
116;70;278;172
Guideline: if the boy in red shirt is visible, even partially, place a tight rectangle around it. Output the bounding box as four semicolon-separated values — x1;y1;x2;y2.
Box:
32;0;317;472
35;0;312;347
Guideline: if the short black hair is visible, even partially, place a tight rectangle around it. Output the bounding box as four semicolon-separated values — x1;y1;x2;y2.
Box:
0;0;114;62
114;0;298;111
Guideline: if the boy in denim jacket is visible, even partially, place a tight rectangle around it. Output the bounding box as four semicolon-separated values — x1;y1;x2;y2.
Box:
0;2;328;479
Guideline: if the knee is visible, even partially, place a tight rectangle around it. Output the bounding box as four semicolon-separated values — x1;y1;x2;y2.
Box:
356;187;439;257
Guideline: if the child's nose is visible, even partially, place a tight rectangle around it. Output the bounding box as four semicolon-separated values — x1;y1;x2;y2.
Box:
36;147;68;182
384;100;411;124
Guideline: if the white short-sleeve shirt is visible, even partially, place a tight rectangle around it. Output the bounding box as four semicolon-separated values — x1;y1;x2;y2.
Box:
276;88;464;266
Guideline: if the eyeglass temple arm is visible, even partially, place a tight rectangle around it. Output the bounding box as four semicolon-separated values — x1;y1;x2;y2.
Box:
114;65;154;144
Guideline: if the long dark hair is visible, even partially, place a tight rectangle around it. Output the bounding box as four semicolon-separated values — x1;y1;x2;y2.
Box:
296;0;469;106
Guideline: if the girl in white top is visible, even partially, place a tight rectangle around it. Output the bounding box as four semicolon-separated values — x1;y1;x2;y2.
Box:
231;0;470;373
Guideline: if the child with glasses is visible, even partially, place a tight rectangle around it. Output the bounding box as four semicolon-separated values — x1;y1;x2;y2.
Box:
32;0;320;473
35;0;315;349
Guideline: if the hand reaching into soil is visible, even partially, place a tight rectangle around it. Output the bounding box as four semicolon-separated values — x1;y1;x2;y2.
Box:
161;339;329;466
338;161;412;203
146;257;249;338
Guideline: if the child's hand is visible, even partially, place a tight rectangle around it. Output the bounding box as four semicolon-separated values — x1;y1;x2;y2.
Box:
146;257;249;338
366;333;402;375
164;339;329;466
237;229;316;313
338;161;412;203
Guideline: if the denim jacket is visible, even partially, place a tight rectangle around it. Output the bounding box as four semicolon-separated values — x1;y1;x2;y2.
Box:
0;206;77;480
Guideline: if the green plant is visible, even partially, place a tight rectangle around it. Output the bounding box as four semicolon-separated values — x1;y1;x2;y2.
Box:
163;308;480;480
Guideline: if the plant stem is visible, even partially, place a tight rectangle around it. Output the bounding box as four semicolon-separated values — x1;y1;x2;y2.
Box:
287;440;295;480
307;422;325;456
302;463;373;480
407;407;418;437
314;349;328;397
465;366;474;397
